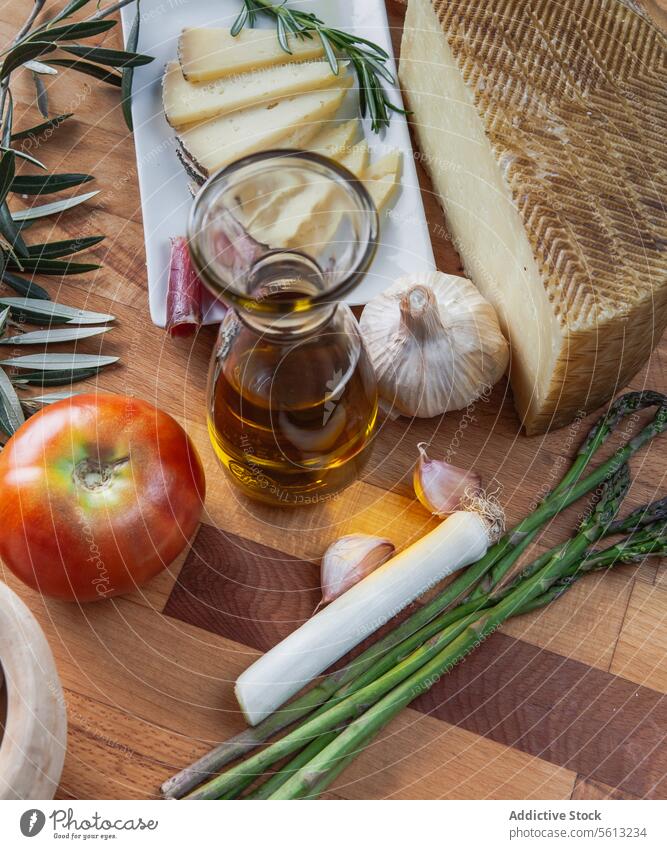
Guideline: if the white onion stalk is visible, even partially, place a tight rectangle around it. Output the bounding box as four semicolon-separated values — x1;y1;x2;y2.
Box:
235;507;504;726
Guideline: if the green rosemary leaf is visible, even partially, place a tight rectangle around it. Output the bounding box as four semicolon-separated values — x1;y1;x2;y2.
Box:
0;366;25;435
47;59;122;86
28;20;116;43
32;70;49;118
0;326;112;345
3;256;100;275
60;44;153;68
346;34;389;58
0;352;118;370
0;269;50;300
121;0;142;132
11;172;93;195
26;234;103;258
364;55;396;85
10;112;72;141
0;297;114;325
1;42;56;79
231;4;249;37
318;30;338;75
10;190;100;222
276;17;292;54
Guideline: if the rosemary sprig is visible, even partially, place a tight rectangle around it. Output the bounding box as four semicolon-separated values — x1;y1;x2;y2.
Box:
231;0;405;132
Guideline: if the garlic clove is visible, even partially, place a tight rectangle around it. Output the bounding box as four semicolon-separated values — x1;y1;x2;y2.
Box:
320;534;395;605
413;442;482;516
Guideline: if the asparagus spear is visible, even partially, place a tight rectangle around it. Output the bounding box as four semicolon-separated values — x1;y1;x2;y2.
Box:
247;517;667;799
186;468;633;799
268;469;643;799
162;391;667;799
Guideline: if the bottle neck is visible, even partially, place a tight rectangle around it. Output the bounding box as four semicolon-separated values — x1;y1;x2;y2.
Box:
237;301;338;339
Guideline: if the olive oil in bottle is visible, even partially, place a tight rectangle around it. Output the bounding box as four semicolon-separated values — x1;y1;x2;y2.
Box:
208;306;378;506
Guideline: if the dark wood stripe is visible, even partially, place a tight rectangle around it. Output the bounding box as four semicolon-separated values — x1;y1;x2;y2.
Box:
163;524;321;649
412;633;666;799
571;777;640;800
166;524;666;799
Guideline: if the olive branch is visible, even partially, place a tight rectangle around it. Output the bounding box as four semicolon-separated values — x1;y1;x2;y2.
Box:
0;1;154;440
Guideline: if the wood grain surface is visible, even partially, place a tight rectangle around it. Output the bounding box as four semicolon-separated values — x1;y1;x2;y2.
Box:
0;0;665;801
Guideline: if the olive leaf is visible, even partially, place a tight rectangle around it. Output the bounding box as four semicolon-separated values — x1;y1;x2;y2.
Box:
27;19;116;43
10;189;99;222
11;172;94;195
26;234;103;258
3;256;100;275
45;0;96;27
10;112;72;141
0;297;114;325
2;145;47;170
46;59;122;86
0;366;25;436
11;367;101;387
1;41;56;79
32;70;49;118
121;0;142;132
60;44;154;68
0;326;112;345
0;153;28;260
24;389;79;407
0;269;50;300
24;59;58;75
0;352;118;370
0;305;9;334
1;91;13;148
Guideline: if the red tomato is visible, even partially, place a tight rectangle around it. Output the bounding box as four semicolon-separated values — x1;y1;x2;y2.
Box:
0;393;206;602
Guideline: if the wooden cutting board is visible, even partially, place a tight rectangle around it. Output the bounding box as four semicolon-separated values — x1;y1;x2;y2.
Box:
0;0;665;800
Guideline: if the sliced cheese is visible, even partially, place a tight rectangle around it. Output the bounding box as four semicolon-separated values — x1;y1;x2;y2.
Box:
308;119;360;162
178;27;325;82
163;60;344;127
250;141;371;248
239;121;362;226
400;0;667;434
362;149;402;211
177;82;351;177
341;140;371;176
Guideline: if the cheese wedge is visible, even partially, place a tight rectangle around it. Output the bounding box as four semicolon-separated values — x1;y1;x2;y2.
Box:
251;141;370;248
400;0;667;434
362;149;402;212
163;60;345;127
177;82;351;177
178;27;325;82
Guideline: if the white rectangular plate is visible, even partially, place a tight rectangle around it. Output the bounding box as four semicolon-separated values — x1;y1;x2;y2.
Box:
120;0;435;326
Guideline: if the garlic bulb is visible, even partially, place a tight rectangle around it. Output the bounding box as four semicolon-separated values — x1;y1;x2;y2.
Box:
359;272;509;417
319;534;395;605
414;443;482;516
